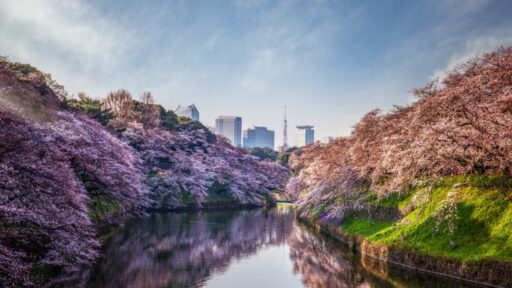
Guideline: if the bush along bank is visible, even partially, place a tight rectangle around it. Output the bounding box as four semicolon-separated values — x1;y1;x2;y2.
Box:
287;47;512;287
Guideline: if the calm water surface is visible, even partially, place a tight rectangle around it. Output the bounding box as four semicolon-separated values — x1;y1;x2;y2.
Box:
89;205;481;288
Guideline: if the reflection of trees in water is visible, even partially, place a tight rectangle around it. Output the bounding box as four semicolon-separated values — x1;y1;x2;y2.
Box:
289;223;477;288
88;206;475;288
88;206;294;288
288;224;373;288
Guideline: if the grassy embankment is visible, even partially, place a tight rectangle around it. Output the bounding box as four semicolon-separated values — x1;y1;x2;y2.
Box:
337;175;512;262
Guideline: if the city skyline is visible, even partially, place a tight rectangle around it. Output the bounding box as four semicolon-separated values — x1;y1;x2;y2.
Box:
188;103;304;149
210;109;311;149
2;1;512;147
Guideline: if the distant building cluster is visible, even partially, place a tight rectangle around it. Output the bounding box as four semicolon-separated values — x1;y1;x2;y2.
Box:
175;104;320;149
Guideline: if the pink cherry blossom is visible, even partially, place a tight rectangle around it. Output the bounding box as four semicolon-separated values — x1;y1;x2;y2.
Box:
288;47;512;220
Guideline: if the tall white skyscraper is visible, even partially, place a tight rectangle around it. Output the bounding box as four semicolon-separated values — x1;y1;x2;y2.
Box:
243;126;275;149
175;104;199;121
295;125;314;147
215;116;242;147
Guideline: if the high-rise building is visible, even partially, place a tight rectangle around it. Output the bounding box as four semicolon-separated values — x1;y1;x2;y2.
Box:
215;116;242;147
295;125;314;147
175;104;199;121
243;126;275;149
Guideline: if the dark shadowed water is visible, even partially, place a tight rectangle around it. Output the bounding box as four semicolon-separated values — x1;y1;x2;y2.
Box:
88;204;482;288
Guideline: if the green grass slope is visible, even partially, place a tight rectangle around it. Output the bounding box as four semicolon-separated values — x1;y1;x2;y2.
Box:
339;175;512;262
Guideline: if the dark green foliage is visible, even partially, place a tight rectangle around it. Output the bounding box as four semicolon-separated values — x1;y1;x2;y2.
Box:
178;116;192;124
159;106;179;131
179;192;197;204
66;94;114;125
206;181;236;202
277;152;291;165
147;170;158;178
375;193;406;208
89;195;120;224
278;147;299;166
248;147;278;161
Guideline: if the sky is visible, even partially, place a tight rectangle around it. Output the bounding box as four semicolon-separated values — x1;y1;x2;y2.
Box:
1;0;512;147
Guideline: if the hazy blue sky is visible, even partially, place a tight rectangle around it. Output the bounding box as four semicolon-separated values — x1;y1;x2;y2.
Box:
1;0;512;146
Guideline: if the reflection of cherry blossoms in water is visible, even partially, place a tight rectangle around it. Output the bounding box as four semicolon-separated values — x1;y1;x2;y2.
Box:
288;224;372;288
288;222;478;288
88;206;294;288
88;206;478;288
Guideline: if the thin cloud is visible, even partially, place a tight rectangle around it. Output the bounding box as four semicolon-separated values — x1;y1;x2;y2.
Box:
0;0;133;96
431;28;512;81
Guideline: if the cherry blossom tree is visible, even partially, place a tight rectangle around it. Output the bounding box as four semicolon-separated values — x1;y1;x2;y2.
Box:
120;123;289;209
0;55;290;286
288;47;512;220
0;109;98;286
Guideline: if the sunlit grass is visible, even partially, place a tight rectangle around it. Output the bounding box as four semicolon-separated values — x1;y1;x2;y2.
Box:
340;175;512;262
340;217;394;237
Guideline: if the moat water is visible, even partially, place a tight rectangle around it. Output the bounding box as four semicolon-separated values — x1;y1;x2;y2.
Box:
88;204;481;288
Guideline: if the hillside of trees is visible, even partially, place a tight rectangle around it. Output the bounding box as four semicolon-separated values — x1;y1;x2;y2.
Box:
287;47;512;266
0;58;289;286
